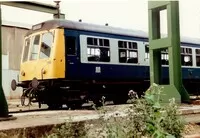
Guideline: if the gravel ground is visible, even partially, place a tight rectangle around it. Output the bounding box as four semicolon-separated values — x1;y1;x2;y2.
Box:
4;99;200;138
2;100;130;131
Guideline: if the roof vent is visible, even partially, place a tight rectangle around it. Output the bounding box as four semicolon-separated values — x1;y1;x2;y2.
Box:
79;19;82;22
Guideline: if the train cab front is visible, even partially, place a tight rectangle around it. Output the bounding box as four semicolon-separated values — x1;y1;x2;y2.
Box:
11;22;65;107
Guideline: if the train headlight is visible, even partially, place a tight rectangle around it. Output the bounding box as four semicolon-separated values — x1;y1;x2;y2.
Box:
42;69;46;74
21;71;25;76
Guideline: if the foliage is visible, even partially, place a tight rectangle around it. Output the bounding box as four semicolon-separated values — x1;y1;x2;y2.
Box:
0;132;8;138
44;120;89;138
44;83;185;138
96;83;185;138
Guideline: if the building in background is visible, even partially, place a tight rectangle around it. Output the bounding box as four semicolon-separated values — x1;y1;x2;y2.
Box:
2;20;31;99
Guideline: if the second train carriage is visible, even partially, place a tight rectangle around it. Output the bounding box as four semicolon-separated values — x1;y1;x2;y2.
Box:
11;19;200;108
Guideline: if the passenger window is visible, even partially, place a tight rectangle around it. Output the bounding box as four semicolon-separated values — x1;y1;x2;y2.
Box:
145;44;149;59
118;41;138;63
66;37;76;55
39;32;54;59
196;49;200;66
87;37;110;62
30;35;40;60
22;38;30;62
161;48;169;65
181;47;192;66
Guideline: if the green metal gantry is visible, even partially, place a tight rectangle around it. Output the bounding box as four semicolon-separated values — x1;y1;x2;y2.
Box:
0;1;61;119
148;1;190;103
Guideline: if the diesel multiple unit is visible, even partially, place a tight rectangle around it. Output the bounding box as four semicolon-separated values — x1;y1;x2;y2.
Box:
11;19;200;109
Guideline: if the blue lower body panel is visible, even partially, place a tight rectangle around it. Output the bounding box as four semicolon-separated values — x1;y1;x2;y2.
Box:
67;63;200;81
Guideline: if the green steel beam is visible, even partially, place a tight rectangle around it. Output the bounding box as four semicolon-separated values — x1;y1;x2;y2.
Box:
148;1;190;103
148;1;169;10
150;37;171;50
0;1;57;14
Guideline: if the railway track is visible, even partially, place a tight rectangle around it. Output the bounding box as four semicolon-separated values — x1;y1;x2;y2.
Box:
8;97;200;122
8;101;115;114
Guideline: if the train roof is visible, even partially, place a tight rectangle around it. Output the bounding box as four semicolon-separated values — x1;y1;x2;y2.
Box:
27;19;200;45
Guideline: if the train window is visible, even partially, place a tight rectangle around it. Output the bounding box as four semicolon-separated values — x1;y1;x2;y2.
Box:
87;37;98;45
22;38;30;62
104;39;109;46
196;49;200;66
118;41;138;63
161;48;169;65
30;35;40;60
39;32;54;59
129;42;137;49
118;41;127;48
87;37;110;62
99;39;109;46
66;37;76;55
196;49;200;54
181;47;193;66
145;44;149;59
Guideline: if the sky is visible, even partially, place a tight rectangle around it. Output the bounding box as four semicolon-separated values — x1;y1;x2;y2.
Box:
0;0;200;39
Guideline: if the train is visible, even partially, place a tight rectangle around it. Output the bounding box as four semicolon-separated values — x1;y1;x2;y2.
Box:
10;19;200;109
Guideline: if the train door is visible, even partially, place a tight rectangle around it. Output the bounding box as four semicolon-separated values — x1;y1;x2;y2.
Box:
65;30;80;79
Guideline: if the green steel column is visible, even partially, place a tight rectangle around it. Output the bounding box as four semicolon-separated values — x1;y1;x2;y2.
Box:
0;5;9;117
148;1;190;103
149;8;162;84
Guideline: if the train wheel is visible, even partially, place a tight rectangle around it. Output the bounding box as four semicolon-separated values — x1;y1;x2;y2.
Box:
21;93;26;106
21;88;32;106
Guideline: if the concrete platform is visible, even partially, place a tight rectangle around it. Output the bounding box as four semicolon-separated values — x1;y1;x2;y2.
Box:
2;100;200;137
0;104;128;138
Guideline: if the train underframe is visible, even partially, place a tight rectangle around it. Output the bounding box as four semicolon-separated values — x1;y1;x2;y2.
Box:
12;78;150;109
11;78;200;109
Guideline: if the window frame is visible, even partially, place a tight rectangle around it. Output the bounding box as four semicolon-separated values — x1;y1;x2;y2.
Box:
195;48;200;67
29;34;41;61
22;37;31;63
39;31;55;59
161;48;169;65
65;36;77;56
145;44;150;59
118;40;138;64
180;47;193;66
87;37;111;62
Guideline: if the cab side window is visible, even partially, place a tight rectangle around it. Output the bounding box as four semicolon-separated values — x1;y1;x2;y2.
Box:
39;32;54;59
66;36;76;55
22;38;30;62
